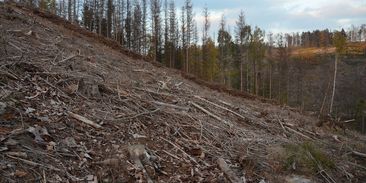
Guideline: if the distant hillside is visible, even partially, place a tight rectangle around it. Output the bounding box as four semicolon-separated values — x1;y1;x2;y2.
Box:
291;42;366;58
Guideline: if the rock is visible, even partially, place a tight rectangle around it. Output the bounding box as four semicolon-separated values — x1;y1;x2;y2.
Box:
47;141;56;151
86;175;98;183
27;126;52;143
37;116;50;122
62;137;78;148
0;102;6;115
285;175;312;183
14;170;28;177
0;146;9;152
25;107;36;114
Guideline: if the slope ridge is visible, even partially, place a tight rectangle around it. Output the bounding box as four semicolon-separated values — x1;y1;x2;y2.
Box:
1;4;366;183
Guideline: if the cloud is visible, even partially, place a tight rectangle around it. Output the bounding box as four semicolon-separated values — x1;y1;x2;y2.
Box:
176;0;366;36
287;1;366;19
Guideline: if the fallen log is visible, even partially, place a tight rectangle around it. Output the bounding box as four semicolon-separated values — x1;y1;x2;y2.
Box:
189;101;231;127
194;96;247;121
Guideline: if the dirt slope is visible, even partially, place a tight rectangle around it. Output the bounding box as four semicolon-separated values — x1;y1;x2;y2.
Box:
1;4;366;183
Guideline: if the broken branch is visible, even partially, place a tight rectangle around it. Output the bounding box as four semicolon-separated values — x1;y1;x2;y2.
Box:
352;151;366;158
58;54;77;64
160;137;199;165
7;155;62;172
68;112;102;129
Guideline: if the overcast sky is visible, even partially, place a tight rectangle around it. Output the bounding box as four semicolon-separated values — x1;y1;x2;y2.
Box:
175;0;366;37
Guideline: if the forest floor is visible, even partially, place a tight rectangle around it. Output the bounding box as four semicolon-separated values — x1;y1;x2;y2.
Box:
1;4;366;183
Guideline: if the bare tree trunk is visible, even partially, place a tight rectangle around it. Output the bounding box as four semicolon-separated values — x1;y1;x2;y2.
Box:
330;53;338;114
98;0;104;35
246;60;249;93
320;78;331;117
362;115;365;134
278;73;281;102
254;61;257;95
68;0;72;21
300;78;304;112
73;0;77;22
240;60;243;92
76;0;79;22
186;48;189;73
169;45;172;68
262;73;265;97
287;70;290;105
269;62;272;99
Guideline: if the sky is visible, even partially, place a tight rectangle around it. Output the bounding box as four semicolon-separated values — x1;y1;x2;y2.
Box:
175;0;366;37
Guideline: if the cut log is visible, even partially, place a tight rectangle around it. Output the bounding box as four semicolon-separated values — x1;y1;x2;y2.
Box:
68;112;102;129
134;87;173;97
217;158;244;183
153;101;189;111
190;101;231;127
285;126;311;140
194;96;247;120
94;158;120;166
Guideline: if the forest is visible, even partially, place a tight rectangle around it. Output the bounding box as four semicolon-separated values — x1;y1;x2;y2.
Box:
15;0;366;131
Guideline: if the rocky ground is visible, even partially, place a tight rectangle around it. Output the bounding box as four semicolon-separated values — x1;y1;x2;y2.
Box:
0;4;366;183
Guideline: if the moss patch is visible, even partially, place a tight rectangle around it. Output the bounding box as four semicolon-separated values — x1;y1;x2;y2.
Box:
283;142;335;173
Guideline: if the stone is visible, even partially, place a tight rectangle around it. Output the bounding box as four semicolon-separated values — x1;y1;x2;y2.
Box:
0;102;7;115
285;175;312;183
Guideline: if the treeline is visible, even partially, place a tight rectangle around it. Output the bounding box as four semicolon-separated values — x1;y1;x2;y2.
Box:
284;26;366;48
13;0;366;107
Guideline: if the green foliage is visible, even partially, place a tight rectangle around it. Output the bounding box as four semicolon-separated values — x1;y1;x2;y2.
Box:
248;26;266;94
39;0;47;10
333;31;347;54
284;142;335;173
49;0;56;13
83;4;94;30
38;0;56;13
203;38;219;81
